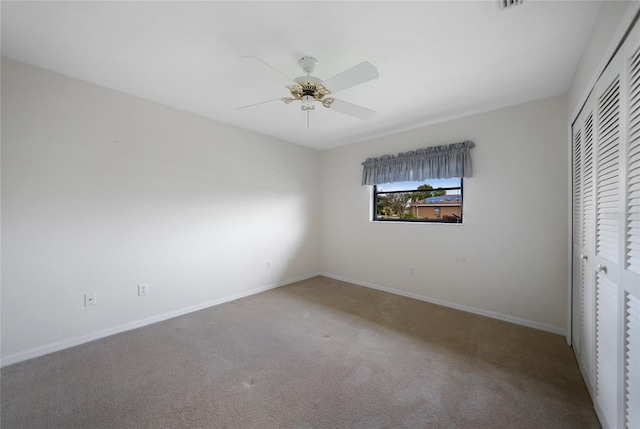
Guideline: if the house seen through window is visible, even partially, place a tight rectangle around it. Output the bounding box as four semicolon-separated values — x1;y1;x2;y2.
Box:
373;178;463;223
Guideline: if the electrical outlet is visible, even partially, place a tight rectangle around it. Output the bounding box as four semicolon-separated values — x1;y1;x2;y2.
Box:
267;260;272;269
138;284;148;296
84;293;96;307
409;267;415;276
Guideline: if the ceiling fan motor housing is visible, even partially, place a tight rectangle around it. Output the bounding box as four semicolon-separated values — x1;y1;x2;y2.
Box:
288;74;333;109
286;58;336;110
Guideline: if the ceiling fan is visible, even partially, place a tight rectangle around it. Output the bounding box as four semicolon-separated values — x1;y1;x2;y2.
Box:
237;56;379;126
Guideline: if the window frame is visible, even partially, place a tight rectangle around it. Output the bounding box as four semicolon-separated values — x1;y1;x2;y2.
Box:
372;179;464;224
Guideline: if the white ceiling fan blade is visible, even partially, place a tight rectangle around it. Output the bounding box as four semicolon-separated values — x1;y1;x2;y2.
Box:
236;97;282;110
328;99;376;120
322;62;379;94
239;56;295;86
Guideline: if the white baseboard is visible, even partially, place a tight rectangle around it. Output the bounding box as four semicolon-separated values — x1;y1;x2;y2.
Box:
2;271;565;367
318;272;567;337
0;273;320;368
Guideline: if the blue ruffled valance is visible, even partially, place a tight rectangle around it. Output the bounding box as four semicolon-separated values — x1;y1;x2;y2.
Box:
361;141;475;185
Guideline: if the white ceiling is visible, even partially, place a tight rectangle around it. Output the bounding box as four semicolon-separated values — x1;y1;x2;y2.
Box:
1;1;602;150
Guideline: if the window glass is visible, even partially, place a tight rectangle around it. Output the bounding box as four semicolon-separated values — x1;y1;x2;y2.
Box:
373;178;463;223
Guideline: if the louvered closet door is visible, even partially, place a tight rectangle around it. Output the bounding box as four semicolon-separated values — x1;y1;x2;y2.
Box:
593;54;624;429
572;12;640;429
582;111;596;392
571;125;583;362
622;22;640;429
572;106;597;393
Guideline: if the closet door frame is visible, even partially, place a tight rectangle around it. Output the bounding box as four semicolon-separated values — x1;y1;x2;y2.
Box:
568;2;640;348
570;6;640;428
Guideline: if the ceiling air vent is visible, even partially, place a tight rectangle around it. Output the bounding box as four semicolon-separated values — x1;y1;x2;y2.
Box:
496;0;525;11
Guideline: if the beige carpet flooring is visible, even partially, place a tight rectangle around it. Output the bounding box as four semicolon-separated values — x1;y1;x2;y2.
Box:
1;276;599;428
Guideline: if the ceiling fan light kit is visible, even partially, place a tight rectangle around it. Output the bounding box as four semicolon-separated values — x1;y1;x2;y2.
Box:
238;55;378;124
301;95;316;110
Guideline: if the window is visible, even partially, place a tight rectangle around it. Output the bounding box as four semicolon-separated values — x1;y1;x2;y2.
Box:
373;178;463;223
362;140;473;224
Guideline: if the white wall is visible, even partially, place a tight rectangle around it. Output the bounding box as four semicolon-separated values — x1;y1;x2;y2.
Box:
1;58;320;364
319;95;569;334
